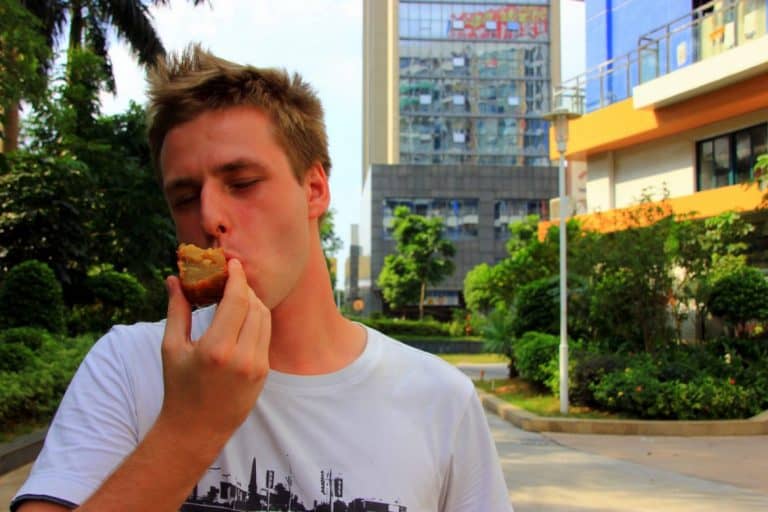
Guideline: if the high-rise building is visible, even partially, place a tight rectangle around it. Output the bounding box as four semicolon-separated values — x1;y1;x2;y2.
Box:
354;0;561;314
544;0;767;260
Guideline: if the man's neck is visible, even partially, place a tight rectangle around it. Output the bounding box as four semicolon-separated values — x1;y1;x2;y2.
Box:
267;251;366;375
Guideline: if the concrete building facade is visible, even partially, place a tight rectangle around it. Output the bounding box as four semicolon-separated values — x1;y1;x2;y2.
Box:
543;0;768;255
354;0;562;314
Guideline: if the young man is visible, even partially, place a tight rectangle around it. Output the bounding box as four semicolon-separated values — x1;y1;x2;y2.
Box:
12;45;512;512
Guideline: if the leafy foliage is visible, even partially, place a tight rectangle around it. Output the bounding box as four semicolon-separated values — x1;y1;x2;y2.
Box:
708;265;768;334
512;331;559;387
0;326;50;351
0;330;95;430
320;209;343;289
0;260;65;333
481;305;518;378
0;0;50;114
0;152;93;286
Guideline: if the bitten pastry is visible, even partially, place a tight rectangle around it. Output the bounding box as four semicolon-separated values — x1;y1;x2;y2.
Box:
177;243;228;306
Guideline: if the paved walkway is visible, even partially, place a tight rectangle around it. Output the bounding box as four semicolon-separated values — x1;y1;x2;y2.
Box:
489;412;768;511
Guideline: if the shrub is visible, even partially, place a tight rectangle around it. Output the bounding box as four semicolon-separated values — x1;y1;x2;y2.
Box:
0;326;51;351
0;343;36;372
571;352;627;406
87;266;146;309
590;357;663;417
0;332;95;429
68;266;148;335
481;305;517;377
590;353;763;419
513;331;559;387
512;277;559;337
708;266;768;333
355;316;452;337
0;260;65;333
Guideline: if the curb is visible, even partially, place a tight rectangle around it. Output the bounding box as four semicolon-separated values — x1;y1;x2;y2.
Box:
0;428;46;477
478;390;768;436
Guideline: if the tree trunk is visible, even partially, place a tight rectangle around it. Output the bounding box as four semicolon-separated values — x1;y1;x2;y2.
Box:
419;281;426;320
2;102;20;152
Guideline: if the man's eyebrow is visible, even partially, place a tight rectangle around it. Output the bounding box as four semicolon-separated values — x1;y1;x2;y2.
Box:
163;177;198;197
164;159;267;195
213;158;268;175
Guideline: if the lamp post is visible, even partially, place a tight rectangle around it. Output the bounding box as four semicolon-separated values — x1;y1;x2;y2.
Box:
543;107;581;414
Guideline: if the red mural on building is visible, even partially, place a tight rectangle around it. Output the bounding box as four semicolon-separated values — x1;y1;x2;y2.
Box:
447;5;548;40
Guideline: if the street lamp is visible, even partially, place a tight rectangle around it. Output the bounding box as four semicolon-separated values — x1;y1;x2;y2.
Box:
543;106;581;414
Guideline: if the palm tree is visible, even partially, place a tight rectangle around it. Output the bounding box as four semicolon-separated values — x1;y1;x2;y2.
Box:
2;0;207;152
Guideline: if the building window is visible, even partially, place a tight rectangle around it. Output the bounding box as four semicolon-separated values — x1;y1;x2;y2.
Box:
382;198;479;241
494;199;549;239
697;123;767;191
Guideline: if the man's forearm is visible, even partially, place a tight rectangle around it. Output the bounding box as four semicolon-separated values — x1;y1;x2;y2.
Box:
76;416;228;511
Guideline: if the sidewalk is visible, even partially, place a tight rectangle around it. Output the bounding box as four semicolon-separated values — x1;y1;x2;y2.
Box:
488;413;768;511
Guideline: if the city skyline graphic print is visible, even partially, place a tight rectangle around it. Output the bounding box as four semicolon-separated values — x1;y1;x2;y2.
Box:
181;455;408;512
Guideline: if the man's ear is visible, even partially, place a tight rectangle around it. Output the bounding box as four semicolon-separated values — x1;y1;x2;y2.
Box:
304;162;330;220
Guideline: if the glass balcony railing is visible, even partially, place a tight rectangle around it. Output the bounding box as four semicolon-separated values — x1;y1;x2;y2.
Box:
553;0;767;114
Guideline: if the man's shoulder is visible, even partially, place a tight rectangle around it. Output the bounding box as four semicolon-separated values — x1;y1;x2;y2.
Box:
366;327;475;394
91;305;216;359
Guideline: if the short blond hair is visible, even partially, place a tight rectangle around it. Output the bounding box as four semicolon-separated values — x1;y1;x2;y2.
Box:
146;44;331;182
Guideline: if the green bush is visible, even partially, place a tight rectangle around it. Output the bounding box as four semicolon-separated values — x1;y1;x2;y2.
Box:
590;356;664;417
571;352;627;406
0;332;95;429
0;343;36;372
68;266;149;335
87;266;146;308
355;316;452;337
512;277;559;337
590;352;763;420
513;331;559;387
708;266;768;332
0;326;51;351
0;260;65;333
481;305;517;377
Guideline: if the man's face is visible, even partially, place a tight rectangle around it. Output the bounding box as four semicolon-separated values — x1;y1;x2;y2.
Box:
160;105;323;309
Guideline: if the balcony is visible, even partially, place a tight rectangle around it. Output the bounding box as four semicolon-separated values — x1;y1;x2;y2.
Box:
552;0;767;115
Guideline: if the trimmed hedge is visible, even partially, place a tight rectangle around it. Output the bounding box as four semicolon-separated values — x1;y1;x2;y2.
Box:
0;331;95;430
0;260;65;333
512;331;559;387
353;316;452;337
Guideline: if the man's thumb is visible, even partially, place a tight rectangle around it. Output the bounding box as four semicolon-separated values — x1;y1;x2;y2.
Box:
163;275;191;351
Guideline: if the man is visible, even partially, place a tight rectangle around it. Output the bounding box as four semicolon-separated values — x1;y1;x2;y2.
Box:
12;45;512;512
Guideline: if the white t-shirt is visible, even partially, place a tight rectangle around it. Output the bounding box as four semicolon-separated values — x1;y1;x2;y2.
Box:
12;306;512;511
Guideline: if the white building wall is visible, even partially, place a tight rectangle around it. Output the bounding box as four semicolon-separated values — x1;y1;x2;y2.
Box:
613;137;694;207
585;152;614;212
586;109;768;213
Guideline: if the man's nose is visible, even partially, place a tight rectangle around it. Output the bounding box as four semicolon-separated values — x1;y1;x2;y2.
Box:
199;184;230;242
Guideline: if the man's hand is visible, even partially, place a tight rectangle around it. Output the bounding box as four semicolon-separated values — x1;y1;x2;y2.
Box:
159;257;271;448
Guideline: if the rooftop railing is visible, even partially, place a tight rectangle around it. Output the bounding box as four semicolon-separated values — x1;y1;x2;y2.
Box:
552;0;766;114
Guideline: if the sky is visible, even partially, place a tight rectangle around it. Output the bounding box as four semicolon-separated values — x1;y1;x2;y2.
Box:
99;0;586;289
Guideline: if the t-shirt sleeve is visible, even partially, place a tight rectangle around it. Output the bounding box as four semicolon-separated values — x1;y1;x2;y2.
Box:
11;329;140;511
439;390;514;511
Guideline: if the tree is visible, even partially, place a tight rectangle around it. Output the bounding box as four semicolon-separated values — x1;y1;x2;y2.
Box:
3;0;207;151
708;264;768;337
587;198;677;353
320;209;343;289
0;0;50;149
377;206;455;319
0;151;93;286
671;211;754;341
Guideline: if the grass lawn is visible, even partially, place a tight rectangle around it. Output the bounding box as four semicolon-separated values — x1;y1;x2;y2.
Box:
438;353;509;365
474;378;626;419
